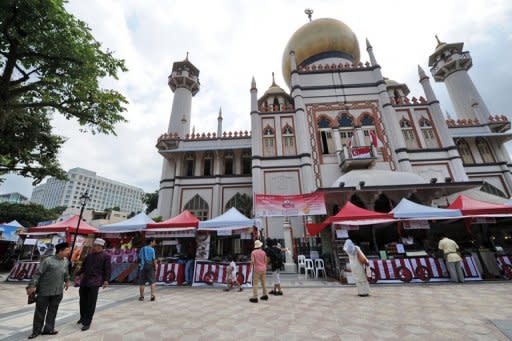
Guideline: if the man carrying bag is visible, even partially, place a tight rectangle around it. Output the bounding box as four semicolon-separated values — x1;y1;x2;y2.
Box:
26;242;70;339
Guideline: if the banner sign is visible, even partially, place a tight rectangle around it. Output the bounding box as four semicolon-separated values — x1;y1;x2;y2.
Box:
255;192;326;217
195;232;210;260
351;146;371;159
403;220;430;230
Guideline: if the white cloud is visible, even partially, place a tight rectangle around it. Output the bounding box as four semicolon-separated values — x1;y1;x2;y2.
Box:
2;0;511;198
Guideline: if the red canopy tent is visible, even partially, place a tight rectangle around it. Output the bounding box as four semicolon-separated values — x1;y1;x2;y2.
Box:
26;215;98;235
145;210;199;231
307;202;394;236
448;195;512;216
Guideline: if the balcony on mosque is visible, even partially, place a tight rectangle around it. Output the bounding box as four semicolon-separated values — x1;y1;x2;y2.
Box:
337;129;377;172
156;129;251;154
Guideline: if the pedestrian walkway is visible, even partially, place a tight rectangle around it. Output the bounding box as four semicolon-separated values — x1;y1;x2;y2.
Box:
1;281;511;340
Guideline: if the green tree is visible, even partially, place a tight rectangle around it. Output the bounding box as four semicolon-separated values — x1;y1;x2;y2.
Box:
0;0;128;184
0;202;60;227
127;211;135;218
143;190;159;214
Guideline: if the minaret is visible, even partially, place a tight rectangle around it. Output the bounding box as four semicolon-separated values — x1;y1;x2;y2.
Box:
366;38;377;66
217;107;223;137
428;36;489;123
167;53;200;137
418;65;468;181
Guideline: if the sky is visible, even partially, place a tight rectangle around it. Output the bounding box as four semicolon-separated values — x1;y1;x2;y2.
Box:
2;0;512;198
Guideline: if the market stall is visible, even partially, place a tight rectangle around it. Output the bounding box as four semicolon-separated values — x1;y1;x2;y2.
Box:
145;210;199;285
448;195;512;278
7;216;97;282
99;212;155;283
193;208;259;287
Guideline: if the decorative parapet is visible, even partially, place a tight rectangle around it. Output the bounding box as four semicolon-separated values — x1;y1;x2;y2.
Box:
259;103;295;113
446;118;481;127
488;115;509;123
157;130;251;145
390;96;428;106
446;115;508;128
298;61;372;73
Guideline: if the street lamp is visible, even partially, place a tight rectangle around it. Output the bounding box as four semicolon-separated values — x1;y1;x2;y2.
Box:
69;191;90;272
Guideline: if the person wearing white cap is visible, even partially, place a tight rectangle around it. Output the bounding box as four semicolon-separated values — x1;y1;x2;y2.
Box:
76;238;111;331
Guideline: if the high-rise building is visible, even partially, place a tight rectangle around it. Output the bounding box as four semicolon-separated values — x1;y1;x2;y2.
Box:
31;168;145;213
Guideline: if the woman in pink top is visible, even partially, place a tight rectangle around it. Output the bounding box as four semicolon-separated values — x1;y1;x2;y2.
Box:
250;240;268;303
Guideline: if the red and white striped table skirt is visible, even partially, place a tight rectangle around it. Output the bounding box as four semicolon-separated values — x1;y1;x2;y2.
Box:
192;261;252;287
155;262;185;285
367;256;481;283
7;261;40;282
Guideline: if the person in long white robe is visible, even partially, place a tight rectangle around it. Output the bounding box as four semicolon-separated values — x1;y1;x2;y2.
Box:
343;239;370;296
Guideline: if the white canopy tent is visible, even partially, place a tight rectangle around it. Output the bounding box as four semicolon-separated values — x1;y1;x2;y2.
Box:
198;207;260;231
99;212;155;233
391;198;462;220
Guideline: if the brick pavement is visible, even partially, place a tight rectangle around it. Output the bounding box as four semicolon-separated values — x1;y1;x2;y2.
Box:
0;280;511;340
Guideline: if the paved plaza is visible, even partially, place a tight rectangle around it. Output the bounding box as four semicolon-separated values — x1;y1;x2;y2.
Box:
0;276;511;340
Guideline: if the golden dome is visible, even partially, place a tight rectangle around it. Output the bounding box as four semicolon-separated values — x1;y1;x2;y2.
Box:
282;18;360;87
264;73;287;96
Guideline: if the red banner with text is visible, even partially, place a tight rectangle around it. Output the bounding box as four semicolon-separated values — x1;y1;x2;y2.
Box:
255;193;326;217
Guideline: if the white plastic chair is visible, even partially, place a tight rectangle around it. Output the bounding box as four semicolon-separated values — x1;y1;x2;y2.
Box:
305;259;315;279
314;258;326;279
297;255;306;275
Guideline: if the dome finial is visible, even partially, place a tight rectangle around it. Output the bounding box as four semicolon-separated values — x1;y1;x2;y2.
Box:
185;51;189;61
271;72;276;86
304;8;313;22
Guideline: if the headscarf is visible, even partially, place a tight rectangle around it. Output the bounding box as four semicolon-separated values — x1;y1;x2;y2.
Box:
343;239;357;256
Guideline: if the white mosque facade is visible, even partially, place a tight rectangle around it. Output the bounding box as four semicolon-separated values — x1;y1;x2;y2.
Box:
156;16;512;240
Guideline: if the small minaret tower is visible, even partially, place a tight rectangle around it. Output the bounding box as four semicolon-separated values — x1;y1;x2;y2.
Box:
217;107;223;137
167;53;200;137
428;36;490;123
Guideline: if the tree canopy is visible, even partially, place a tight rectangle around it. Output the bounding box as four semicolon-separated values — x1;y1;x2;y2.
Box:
0;202;61;227
143;190;158;214
0;0;128;184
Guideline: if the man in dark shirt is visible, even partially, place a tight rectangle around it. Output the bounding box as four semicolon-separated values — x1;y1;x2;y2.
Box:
76;238;111;331
26;242;70;339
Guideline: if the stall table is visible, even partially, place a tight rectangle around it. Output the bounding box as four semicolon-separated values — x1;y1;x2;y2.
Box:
192;260;252;287
363;255;481;283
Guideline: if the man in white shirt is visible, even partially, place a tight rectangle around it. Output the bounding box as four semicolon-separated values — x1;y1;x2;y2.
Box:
438;234;464;283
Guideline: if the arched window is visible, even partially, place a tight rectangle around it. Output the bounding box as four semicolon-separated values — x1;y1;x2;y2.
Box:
272;97;280;111
476;138;495;163
184;194;209;221
242;151;251;175
263;125;275;156
184;153;195;176
456;139;475;164
338;114;354;146
225;193;252;217
419;118;438;148
282;124;296;156
400;118;418;149
224;151;234;175
317;116;335;154
360;114;376;146
203;152;213;176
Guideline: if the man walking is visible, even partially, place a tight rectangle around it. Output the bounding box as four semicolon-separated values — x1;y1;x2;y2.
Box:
76;238;111;331
26;242;70;339
438;234;465;283
138;238;157;301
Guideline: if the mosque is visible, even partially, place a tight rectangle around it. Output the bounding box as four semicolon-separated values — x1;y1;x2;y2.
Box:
155;13;512;243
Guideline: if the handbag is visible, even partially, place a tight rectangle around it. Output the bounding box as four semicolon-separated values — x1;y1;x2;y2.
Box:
357;248;368;266
27;291;37;305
